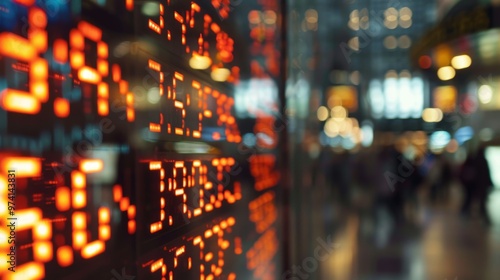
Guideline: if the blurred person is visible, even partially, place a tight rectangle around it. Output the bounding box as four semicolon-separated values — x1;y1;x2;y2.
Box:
318;146;335;196
459;146;493;225
376;144;405;224
351;147;378;209
402;155;425;223
429;153;454;204
328;149;352;207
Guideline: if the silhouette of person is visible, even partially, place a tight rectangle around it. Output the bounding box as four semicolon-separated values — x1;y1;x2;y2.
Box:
430;154;453;204
460;146;493;225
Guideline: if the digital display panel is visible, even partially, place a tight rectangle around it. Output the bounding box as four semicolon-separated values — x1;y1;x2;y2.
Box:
0;0;283;279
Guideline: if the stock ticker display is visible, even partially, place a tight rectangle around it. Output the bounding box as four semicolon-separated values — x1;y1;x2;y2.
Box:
0;0;283;279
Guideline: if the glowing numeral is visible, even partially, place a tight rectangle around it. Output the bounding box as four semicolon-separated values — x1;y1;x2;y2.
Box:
0;7;48;114
173;12;186;45
192;218;235;280
148;59;163;133
69;21;109;116
69;160;108;255
190;2;201;28
173;161;186;217
145;1;236;83
172;72;185;135
0;157;46;278
189;81;203;138
110;63;135;122
148;3;163;34
149;161;165;233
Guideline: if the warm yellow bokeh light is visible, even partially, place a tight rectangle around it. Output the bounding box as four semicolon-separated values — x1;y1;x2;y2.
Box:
451;54;472;69
422;108;443;122
437;66;455;81
317;106;329;121
324;118;340;137
384;36;397;49
211;68;231;82
478;85;493;104
331;106;347;121
189;54;212;70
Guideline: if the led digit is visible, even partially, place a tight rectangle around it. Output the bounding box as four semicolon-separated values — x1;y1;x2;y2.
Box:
61;159;135;262
69;159;108;258
112;184;136;234
172;72;185;136
173;161;186;214
190;2;201;28
149;161;165;233
174;12;186;45
116;77;135;122
0;7;48;114
0;157;45;279
148;59;164;133
188;81;203;138
148;3;163;34
69;21;110;116
180;160;206;220
193;217;235;280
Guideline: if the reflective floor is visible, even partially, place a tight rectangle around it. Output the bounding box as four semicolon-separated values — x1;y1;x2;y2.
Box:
322;187;500;280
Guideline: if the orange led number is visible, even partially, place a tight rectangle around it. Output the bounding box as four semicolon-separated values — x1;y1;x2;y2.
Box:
0;156;136;279
148;59;164;133
149;161;166;233
0;7;48;114
70;21;109;116
0;157;45;279
172;72;185;136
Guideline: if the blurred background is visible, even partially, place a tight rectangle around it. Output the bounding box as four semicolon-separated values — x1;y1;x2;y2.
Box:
286;0;500;279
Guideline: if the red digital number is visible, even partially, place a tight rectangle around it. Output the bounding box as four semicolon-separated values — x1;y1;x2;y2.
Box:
0;155;135;279
0;7;48;114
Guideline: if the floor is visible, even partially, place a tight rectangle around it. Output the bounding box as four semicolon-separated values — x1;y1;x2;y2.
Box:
321;188;500;280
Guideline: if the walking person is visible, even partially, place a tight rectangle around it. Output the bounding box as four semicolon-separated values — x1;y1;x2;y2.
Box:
459;146;493;225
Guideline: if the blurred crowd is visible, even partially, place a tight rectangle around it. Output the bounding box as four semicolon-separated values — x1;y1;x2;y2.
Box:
316;139;496;233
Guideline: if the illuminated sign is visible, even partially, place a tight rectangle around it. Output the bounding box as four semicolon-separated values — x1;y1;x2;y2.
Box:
327;86;358;112
368;77;425;119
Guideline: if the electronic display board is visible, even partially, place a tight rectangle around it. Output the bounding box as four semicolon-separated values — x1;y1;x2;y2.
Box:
0;0;284;279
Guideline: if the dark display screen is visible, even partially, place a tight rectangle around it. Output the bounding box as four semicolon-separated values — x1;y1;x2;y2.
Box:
0;0;283;279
